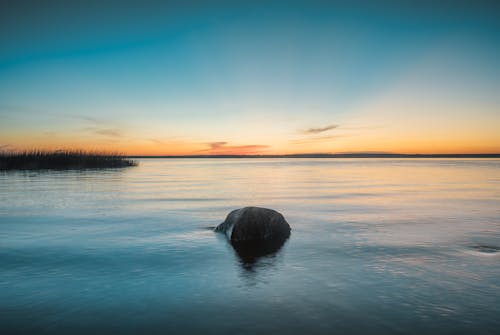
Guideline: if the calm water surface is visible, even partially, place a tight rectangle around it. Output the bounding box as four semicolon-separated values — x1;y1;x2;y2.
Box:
1;159;500;334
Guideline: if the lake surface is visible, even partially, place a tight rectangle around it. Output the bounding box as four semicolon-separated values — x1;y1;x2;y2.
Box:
1;158;500;334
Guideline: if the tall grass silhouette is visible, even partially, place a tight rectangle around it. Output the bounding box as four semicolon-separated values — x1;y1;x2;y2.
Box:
0;150;137;170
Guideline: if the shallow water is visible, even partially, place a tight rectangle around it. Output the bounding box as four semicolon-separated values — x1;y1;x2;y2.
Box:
1;158;499;334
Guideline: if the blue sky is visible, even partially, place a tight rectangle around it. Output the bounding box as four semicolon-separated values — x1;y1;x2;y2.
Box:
1;0;499;154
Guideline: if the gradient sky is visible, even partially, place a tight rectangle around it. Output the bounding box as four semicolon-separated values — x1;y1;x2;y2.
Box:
1;0;499;155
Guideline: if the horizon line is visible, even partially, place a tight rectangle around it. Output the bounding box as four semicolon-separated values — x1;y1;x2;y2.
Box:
126;153;500;158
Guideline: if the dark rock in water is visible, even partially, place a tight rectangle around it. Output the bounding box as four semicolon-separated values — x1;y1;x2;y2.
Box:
215;207;291;263
215;207;291;242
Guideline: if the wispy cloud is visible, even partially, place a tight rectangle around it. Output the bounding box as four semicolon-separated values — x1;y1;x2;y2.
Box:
290;135;343;145
199;141;269;155
304;124;338;134
207;142;228;149
83;127;122;138
291;123;341;145
78;115;126;140
95;128;122;138
0;105;87;121
0;104;55;119
148;138;165;145
77;115;113;125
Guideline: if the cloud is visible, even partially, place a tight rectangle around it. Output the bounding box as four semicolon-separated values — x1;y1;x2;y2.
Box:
199;141;269;155
80;116;101;123
0;105;119;132
290;135;343;145
292;123;342;145
148;138;165;145
83;127;122;138
0;105;57;121
95;128;122;137
207;142;228;149
304;124;338;134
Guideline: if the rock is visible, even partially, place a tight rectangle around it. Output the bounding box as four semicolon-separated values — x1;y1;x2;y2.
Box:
215;207;291;264
215;207;291;243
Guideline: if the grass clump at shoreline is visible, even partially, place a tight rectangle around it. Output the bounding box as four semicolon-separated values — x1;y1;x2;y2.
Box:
0;150;137;170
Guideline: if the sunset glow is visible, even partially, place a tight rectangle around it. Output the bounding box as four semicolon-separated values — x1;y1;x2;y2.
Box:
1;1;499;155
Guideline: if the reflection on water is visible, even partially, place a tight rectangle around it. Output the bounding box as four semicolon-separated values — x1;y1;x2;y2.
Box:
1;158;500;334
237;252;286;288
231;238;290;269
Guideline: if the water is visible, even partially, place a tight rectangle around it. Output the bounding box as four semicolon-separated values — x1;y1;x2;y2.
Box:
1;158;499;334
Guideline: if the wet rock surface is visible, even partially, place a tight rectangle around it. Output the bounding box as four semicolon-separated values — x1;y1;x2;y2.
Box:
215;207;291;263
215;207;291;242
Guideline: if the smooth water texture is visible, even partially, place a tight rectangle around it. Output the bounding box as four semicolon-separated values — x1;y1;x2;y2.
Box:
1;158;500;334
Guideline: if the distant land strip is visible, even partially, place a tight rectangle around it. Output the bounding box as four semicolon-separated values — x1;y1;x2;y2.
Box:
127;153;500;159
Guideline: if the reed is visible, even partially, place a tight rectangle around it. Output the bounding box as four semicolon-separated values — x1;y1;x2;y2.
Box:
0;150;137;170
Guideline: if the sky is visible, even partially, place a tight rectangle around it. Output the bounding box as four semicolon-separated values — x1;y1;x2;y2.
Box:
1;0;499;155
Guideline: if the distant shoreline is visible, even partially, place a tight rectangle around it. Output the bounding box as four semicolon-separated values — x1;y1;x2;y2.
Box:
127;153;500;159
0;151;137;170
